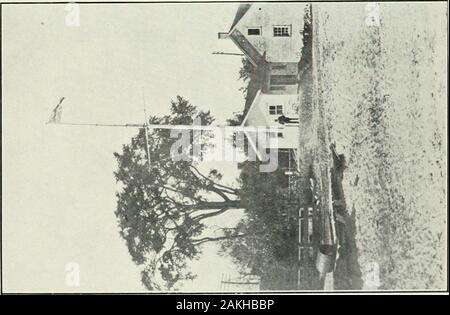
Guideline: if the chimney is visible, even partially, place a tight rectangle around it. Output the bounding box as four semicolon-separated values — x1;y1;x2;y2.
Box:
218;32;229;39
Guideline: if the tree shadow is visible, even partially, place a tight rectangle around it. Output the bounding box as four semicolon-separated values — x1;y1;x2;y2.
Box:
333;205;364;290
330;147;364;290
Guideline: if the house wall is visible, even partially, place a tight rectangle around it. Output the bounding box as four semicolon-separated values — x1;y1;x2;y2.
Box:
259;93;299;125
265;62;299;94
269;62;298;77
243;91;299;152
266;126;298;149
260;93;299;149
233;3;307;63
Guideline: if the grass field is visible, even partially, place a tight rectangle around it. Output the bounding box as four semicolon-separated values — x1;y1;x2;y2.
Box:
312;3;447;290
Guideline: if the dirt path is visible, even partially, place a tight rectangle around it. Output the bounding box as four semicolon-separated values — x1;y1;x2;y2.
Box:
296;4;338;290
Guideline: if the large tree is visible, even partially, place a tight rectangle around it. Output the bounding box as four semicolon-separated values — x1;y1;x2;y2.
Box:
220;160;299;281
114;96;250;290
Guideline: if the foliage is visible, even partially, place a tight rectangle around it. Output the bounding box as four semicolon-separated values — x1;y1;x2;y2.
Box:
114;96;243;290
220;157;299;289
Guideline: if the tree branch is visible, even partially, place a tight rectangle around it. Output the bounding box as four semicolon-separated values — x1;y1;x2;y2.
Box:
192;233;250;245
192;208;230;222
189;165;239;195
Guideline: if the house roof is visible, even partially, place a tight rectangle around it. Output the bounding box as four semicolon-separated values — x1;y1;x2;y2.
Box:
242;62;270;118
241;89;280;161
240;62;272;160
242;75;262;119
240;89;263;161
241;90;266;127
229;3;252;33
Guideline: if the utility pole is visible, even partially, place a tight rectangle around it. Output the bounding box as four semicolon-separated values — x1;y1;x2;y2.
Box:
212;51;244;56
142;88;152;169
46;97;283;174
49;122;283;132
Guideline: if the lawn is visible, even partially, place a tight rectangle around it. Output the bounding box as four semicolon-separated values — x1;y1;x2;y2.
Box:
311;3;447;290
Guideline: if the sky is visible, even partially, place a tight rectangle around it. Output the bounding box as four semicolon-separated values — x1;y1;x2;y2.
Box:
2;2;247;292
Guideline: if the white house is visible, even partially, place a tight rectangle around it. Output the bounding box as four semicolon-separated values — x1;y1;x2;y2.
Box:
240;91;300;161
219;3;310;161
218;3;308;65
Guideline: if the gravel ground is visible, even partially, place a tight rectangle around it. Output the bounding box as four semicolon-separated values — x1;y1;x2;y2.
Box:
312;3;447;290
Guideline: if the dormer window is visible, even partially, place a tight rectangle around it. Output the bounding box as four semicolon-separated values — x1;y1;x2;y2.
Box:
247;28;261;36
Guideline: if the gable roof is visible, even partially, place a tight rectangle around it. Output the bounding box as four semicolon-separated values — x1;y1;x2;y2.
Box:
241;90;272;161
240;61;271;160
229;3;252;32
241;90;266;128
242;73;263;119
242;62;270;118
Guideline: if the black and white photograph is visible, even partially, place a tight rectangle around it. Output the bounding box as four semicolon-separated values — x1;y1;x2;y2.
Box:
1;0;448;295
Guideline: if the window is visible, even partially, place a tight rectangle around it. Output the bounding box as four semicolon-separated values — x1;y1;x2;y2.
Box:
268;132;284;139
273;25;291;37
270;75;297;85
272;64;287;70
247;28;261;36
269;105;283;115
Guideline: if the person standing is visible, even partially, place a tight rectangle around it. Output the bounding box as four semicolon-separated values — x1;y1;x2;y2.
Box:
275;115;299;125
